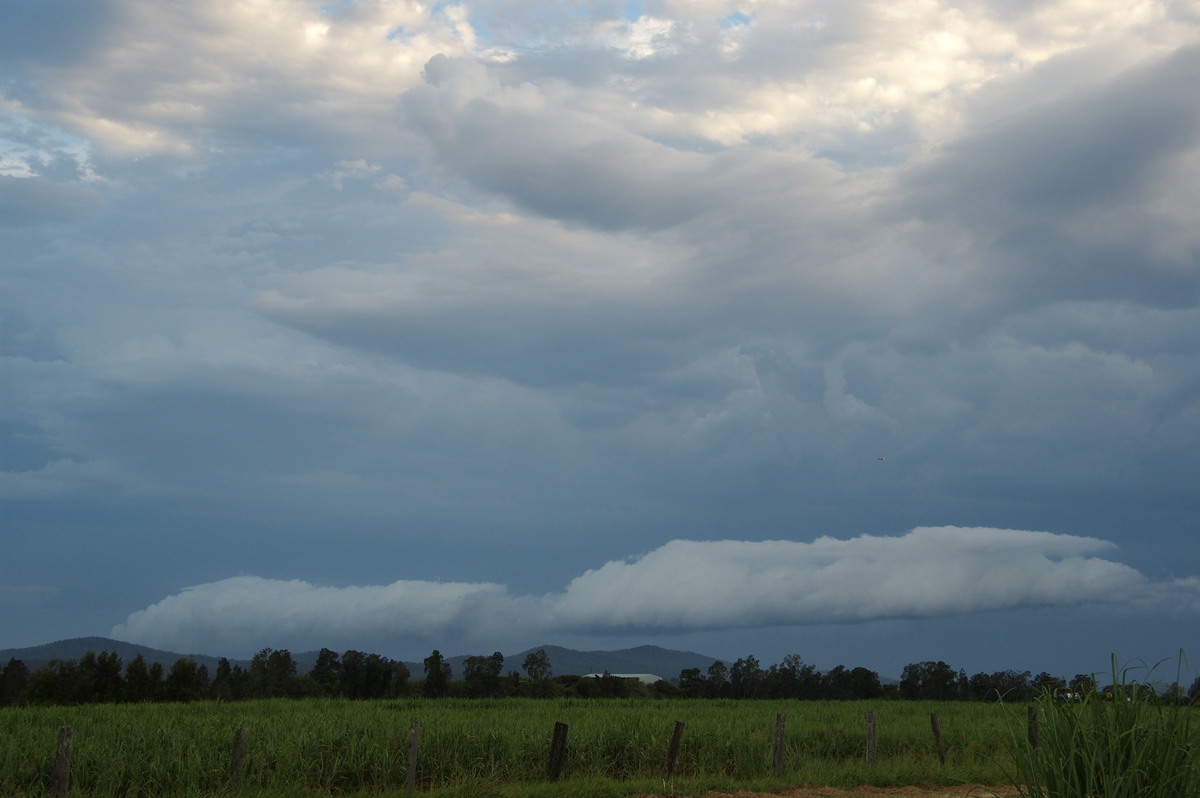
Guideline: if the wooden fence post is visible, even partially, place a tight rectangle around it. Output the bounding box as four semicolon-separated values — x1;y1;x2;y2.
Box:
49;726;73;798
547;721;569;781
405;721;421;793
229;726;248;789
865;710;878;766
772;713;787;777
930;712;946;765
1027;705;1039;750
662;720;685;779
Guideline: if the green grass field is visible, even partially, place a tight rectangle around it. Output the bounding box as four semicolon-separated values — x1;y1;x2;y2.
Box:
0;698;1029;797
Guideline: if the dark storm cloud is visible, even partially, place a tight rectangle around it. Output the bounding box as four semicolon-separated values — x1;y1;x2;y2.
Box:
2;0;1198;674
900;44;1200;311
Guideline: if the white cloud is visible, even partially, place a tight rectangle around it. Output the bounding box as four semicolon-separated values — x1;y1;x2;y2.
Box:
111;527;1192;656
112;576;518;657
551;527;1150;629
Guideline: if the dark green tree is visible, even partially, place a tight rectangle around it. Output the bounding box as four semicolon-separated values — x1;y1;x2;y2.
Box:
165;658;206;702
361;653;399;698
124;654;153;702
463;652;505;697
988;669;1033;702
1;658;29;706
845;666;883;699
767;654;821;699
211;657;235;701
78;650;123;703
385;659;412;698
310;649;342;696
822;665;853;700
147;661;165;701
900;661;958;700
729;655;765;698
705;660;730;698
249;648;299;697
1032;672;1066;697
267;649;299;696
1069;673;1098;697
522;649;553;697
677;667;705;698
26;659;82;704
341;650;367;698
423;650;450;698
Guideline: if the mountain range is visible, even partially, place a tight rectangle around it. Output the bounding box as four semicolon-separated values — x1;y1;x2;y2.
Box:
0;637;724;681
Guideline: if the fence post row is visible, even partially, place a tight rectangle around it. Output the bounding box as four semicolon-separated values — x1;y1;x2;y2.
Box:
864;710;878;766
228;725;248;789
661;720;685;780
547;721;569;782
772;713;787;776
49;726;73;798
405;721;422;793
38;707;982;793
929;712;946;765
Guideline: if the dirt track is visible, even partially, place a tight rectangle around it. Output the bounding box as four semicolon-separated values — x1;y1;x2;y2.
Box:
700;785;1021;798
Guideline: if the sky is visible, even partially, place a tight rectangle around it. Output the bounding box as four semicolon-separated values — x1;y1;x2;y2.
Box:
2;0;1199;683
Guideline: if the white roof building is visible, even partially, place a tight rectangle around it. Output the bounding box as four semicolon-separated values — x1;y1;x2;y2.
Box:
583;673;664;685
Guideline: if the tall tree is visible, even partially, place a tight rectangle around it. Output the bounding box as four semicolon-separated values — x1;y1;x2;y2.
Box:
988;670;1033;702
523;649;553;697
729;655;765;698
386;659;412;698
249;648;299;698
705;660;730;698
310;649;342;696
0;658;29;706
767;654;820;699
1031;672;1066;697
677;667;705;698
165;658;205;702
78;650;123;703
341;650;367;698
211;658;235;700
900;661;958;701
846;666;883;699
464;652;505;698
423;650;450;698
147;661;165;701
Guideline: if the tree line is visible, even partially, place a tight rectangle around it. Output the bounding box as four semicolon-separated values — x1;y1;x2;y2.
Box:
3;648;1198;707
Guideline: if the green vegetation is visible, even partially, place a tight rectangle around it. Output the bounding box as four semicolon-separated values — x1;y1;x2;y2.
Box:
4;648;1198;796
1007;660;1200;798
0;698;1022;797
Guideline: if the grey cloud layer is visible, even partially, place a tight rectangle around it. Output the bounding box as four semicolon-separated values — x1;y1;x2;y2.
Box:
112;527;1186;656
3;0;1198;668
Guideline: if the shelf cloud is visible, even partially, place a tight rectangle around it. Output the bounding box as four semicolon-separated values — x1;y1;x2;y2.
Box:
112;527;1193;657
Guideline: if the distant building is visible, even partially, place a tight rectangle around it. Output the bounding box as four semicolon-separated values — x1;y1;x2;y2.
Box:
583;673;663;685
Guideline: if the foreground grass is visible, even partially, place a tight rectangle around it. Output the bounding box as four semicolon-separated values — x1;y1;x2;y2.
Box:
3;698;1023;797
1007;671;1200;798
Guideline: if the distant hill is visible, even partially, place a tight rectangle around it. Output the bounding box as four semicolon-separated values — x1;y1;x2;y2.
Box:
0;638;724;683
0;637;230;674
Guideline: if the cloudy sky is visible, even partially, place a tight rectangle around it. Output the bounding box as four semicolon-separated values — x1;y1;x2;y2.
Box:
3;0;1199;681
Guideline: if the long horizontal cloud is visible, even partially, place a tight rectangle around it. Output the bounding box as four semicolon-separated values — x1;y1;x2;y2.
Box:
112;526;1196;656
